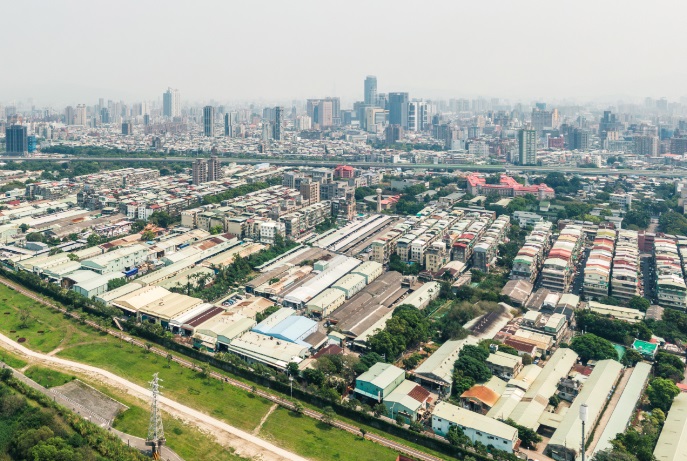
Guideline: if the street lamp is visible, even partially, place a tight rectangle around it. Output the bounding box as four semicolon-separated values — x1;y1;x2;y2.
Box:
580;403;588;461
289;375;294;398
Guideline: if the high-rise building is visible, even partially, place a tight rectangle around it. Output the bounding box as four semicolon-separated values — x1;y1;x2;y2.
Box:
192;159;208;185
388;92;409;128
531;108;554;133
64;106;75;125
569;128;591;151
207;156;222;182
224;111;238;137
100;108;110;124
364;76;377;106
163;88;181;118
5;125;27;156
273;106;283;140
407;101;429;131
203;106;215;137
633;135;659;156
299;178;320;205
307;99;334;129
518;128;537;165
74;104;87;126
122;121;133;135
385;125;404;144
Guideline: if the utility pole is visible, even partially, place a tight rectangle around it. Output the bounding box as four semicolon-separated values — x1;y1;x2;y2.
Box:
580;403;588;461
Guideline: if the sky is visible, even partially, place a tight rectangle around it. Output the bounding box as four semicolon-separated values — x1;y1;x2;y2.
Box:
3;0;687;107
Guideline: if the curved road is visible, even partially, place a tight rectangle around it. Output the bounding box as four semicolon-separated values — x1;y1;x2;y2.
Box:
0;276;456;461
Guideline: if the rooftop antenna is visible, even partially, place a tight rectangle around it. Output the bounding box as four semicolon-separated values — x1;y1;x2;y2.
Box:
146;373;165;459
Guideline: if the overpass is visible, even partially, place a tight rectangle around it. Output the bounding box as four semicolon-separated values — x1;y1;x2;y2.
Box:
0;156;684;178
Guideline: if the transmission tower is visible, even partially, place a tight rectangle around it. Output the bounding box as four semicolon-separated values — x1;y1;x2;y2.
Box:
146;373;165;459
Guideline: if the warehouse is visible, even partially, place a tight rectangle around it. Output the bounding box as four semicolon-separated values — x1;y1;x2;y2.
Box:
431;402;519;453
586;301;645;323
412;336;480;397
167;303;218;335
135;259;198;286
460;376;507;414
253;312;318;347
42;260;83;282
351;260;383;284
282;255;361;308
653;392;687;461
486;365;543;421
227;331;309;371
254;266;313;299
331;273;367;299
253;308;295;333
400;281;440;309
245;265;291;294
546;360;624;461
593;362;652;456
330;271;406;338
95;282;143;306
81;244;149;274
354;362;406;402
157;266;215;291
383;380;431;424
306;288;346;317
61;270;106;289
73;272;125;299
193;312;256;351
507;348;578;430
137;292;205;327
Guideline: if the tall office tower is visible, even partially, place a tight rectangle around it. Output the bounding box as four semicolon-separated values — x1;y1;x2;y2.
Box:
273;106;283;140
121;121;133;135
203;106;215;137
364;76;377;106
98;98;105;111
407;101;429;131
74;104;87;125
388;92;409;128
328;97;341;126
569;128;591;151
192;159;208;185
296;115;312;131
5;125;28;155
224;111;238;137
633;135;659;156
531;108;554;133
307;99;334;129
518;128;537;165
207;156;222;182
143;114;150;126
261;121;272;141
64;106;75;125
163;88;181;118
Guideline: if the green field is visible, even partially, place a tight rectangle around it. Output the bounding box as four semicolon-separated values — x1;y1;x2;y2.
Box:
57;341;273;431
25;365;75;388
260;407;401;461
0;284;108;353
114;403;249;461
0;348;27;369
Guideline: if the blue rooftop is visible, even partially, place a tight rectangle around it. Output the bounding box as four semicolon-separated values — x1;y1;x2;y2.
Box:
253;315;317;345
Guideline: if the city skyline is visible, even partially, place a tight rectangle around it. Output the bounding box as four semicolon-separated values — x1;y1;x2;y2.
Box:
3;0;687;105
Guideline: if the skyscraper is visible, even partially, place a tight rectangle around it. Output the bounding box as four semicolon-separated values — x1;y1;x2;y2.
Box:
273;106;283;140
388;92;409;128
74;104;87;126
518;128;537;165
407;101;428;131
224;111;238;137
163;88;181;118
364;76;377;106
5;125;27;156
207;156;222;182
203;106;215;137
64;106;75;125
192;159;208;185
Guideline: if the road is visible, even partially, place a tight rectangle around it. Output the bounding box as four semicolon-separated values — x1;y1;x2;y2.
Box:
2;155;686;177
0;276;455;461
1;360;183;461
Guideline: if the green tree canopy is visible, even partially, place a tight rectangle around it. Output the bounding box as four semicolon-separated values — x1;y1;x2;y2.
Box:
570;333;618;363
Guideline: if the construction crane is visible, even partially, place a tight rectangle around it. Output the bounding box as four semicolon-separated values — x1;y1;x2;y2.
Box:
146;373;165;460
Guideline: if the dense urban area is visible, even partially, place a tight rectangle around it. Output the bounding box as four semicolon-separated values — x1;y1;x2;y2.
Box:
2;80;687;461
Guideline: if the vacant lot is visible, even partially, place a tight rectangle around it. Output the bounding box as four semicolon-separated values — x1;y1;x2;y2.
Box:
25;365;75;388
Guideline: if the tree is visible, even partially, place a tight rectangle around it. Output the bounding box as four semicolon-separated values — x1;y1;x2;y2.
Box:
86;233;101;247
292;401;304;414
287;361;300;376
454;355;491;382
570;333;618;363
0;367;12;381
646;377;680;412
409;421;424;433
67;253;79;261
628;296;650;312
210;225;223;235
107;278;127;291
19;223;29;233
447;425;470;447
395;414;405;426
654;352;685;382
141;229;156;241
373;403;388;417
505;419;542;449
25;232;45;242
621;349;643;367
321;406;335;425
359;427;367;440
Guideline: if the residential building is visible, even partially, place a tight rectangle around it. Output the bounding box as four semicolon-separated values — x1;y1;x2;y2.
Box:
163;88;181;118
203;106;215;137
518;128;537;165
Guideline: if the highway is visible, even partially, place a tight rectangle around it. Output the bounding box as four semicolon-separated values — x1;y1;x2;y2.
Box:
1;155;685;177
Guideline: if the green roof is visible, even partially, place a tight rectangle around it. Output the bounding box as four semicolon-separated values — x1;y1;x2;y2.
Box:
632;339;658;356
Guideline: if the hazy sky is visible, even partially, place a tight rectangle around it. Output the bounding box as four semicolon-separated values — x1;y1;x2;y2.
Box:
3;0;687;106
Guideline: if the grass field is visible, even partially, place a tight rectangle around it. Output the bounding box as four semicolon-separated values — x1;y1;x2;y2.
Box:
260;407;402;461
25;365;76;388
0;283;108;353
114;403;250;461
57;341;273;431
0;348;27;369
